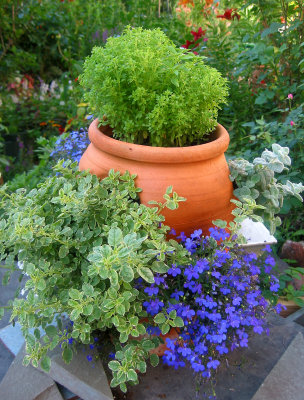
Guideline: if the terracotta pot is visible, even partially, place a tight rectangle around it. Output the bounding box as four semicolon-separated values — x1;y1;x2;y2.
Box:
79;119;234;236
149;327;179;357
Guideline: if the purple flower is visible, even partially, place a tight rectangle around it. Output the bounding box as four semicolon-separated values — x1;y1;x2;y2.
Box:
216;345;228;355
190;229;202;240
177;231;187;242
232;296;242;306
191;361;205;372
87;355;93;362
181;306;195;320
177;346;192;357
168;264;181;277
195;258;209;273
171;290;184;300
209;227;229;241
184;266;199;280
207;358;220;370
144;286;159;296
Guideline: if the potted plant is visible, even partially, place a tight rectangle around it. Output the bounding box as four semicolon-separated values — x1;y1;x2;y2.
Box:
79;27;233;236
0;163;279;395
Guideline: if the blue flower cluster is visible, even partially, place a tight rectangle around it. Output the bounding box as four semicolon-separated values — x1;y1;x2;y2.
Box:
143;228;279;379
50;129;90;164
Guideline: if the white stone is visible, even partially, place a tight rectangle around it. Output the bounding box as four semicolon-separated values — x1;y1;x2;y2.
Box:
238;218;277;254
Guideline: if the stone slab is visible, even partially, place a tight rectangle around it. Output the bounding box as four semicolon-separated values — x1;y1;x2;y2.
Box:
0;344;63;400
252;332;304;400
0;322;26;356
128;313;304;400
42;345;113;400
0;269;23;329
0;339;14;384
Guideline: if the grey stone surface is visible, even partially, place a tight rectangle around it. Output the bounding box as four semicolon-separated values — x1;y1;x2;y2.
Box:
0;269;23;329
252;332;304;400
295;312;304;327
128;313;304;400
43;346;113;400
0;340;14;384
0;344;63;400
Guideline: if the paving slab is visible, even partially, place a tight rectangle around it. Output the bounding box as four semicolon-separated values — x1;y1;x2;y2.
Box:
0;344;63;400
252;332;304;400
0;340;14;384
42;345;113;400
0;322;26;356
0;269;23;329
128;312;304;400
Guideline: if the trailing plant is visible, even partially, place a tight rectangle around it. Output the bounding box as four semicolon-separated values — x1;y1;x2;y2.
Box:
138;227;279;396
80;27;228;147
0;161;188;389
228;143;304;234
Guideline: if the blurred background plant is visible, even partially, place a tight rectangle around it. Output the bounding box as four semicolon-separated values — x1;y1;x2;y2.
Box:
1;0;303;273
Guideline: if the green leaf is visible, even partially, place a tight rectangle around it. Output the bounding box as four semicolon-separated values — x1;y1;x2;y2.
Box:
127;369;137;381
69;289;81;300
40;356;51;372
121;264;134;283
150;353;159;367
120;383;127;393
142;339;154;351
212;219;227;229
173;317;184;327
83;304;93;315
171;77;179;87
151;261;169;273
37;278;46;291
137;267;154;283
108;227;123;247
120;332;128;343
59;245;69;258
70;308;81;321
109;360;120;371
62;347;73;364
160;323;170;335
137;361;147;373
154;313;166;324
45;325;57;337
116;303;126;316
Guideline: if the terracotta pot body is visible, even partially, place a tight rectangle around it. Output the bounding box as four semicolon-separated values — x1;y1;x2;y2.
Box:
79;119;234;236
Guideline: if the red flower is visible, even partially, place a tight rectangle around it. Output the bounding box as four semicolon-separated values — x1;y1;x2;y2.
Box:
181;40;195;49
58;125;65;134
217;8;240;21
190;27;206;42
74;77;79;82
193;51;199;55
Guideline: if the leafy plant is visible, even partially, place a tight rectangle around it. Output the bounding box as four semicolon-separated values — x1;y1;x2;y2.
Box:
279;265;304;308
228;143;304;234
0;161;188;391
80;27;228;147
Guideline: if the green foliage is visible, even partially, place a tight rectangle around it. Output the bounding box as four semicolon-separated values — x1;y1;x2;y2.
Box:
0;161;188;387
229;144;304;234
279;265;304;308
80;27;228;147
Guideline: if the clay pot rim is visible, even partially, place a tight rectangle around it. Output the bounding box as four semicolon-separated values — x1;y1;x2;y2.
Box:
88;118;230;164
